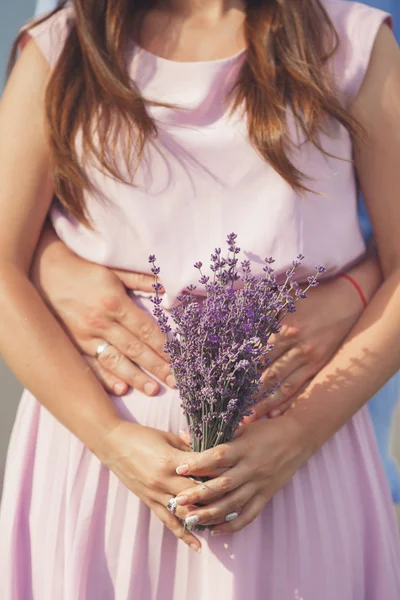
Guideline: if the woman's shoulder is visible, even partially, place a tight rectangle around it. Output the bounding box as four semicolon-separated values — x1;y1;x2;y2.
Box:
323;1;393;106
324;0;391;37
27;6;75;68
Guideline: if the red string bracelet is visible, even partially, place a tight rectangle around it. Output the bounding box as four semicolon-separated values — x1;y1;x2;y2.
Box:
340;273;368;308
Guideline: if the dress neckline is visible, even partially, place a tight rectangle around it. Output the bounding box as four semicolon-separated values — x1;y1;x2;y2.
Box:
135;45;247;67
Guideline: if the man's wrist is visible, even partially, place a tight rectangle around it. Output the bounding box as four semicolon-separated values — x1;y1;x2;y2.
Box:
346;254;382;304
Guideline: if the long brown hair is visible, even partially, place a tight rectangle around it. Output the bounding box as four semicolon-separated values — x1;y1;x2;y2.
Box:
9;0;361;225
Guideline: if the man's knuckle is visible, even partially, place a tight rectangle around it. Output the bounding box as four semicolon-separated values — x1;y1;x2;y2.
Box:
280;381;293;399
125;339;143;358
300;341;325;365
280;324;301;341
139;322;155;341
100;294;122;313
153;363;169;378
310;347;326;366
82;309;105;331
101;348;121;369
128;372;146;387
265;369;280;386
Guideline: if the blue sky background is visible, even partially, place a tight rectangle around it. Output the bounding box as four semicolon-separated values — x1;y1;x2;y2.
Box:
363;0;399;37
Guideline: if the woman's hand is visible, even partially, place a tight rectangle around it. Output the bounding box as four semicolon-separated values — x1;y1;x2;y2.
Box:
99;420;204;551
247;254;381;422
31;223;173;396
173;417;310;533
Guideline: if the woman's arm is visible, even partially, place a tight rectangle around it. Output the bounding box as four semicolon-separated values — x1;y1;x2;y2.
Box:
0;40;202;551
0;41;120;448
170;24;400;533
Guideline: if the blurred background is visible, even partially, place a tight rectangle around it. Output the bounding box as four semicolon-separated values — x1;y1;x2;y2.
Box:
0;2;399;521
0;0;35;493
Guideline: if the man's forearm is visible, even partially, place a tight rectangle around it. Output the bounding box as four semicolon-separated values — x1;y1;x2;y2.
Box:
288;269;400;456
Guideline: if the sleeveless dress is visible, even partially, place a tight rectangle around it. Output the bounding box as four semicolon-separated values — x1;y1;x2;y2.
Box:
1;2;400;598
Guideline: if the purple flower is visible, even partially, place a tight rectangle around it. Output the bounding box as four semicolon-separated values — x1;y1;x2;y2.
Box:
150;235;323;453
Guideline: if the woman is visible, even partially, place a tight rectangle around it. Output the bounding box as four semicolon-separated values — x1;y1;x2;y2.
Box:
0;1;399;598
31;0;400;504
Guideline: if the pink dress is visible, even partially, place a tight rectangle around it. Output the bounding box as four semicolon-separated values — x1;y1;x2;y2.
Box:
1;2;399;598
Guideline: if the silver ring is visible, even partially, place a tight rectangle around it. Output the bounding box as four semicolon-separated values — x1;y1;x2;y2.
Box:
95;342;111;360
225;512;239;522
167;497;178;515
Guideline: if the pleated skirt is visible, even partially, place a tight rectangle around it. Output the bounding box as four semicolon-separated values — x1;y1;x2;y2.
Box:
1;387;399;600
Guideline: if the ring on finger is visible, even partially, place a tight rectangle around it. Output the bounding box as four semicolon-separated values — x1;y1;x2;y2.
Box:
167;497;178;515
95;342;111;360
225;511;239;523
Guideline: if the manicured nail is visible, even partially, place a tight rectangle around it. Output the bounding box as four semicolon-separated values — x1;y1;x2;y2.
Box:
190;544;202;553
144;382;158;396
166;374;176;388
175;495;188;506
225;512;239;522
114;383;126;395
185;516;200;528
176;464;190;475
270;409;281;418
211;529;222;536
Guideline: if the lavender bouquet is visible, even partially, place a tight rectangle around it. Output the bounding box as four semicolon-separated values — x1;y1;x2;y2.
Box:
150;233;324;453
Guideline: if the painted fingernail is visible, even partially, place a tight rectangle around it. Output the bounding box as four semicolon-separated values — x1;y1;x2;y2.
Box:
144;382;158;396
185;516;200;528
176;464;190;475
114;383;126;395
225;512;239;522
190;544;202;553
175;495;188;506
211;529;222;536
166;374;176;388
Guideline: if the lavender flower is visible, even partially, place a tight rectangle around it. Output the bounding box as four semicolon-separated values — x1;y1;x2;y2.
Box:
150;235;323;453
